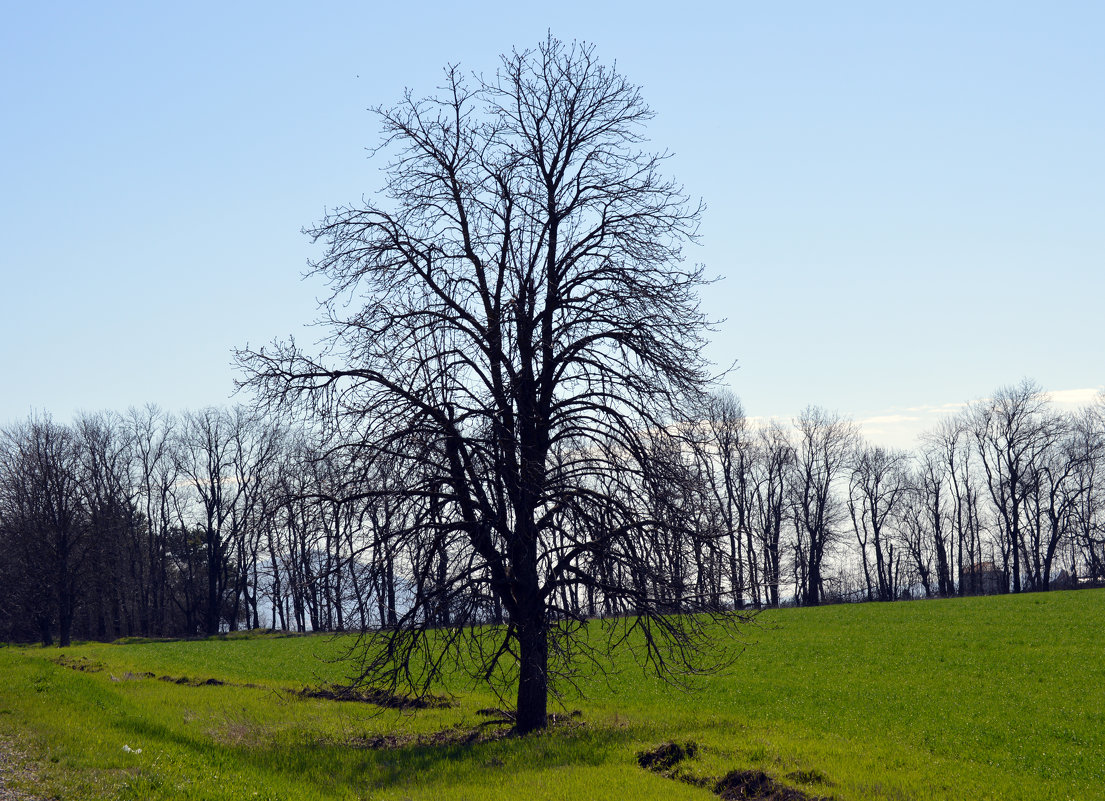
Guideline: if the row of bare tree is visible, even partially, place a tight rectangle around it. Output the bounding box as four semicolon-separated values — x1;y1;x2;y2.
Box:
1;381;1101;645
0;406;364;644
695;381;1105;608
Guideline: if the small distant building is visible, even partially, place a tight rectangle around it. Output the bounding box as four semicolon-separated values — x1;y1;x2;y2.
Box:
1051;569;1075;590
959;561;1005;595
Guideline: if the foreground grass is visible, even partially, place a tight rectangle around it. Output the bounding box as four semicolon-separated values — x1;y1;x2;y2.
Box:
0;590;1101;800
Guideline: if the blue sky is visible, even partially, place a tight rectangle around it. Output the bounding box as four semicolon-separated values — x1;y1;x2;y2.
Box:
2;2;1102;447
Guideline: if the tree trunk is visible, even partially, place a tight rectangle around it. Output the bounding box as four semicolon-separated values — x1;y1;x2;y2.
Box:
57;553;73;647
515;618;548;734
38;615;53;648
205;529;221;635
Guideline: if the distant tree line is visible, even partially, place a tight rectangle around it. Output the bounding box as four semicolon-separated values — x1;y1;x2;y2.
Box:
0;379;1101;645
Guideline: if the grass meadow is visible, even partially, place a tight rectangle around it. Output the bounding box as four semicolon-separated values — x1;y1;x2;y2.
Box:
0;589;1101;800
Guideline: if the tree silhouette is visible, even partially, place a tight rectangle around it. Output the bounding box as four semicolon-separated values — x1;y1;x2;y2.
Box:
238;36;745;732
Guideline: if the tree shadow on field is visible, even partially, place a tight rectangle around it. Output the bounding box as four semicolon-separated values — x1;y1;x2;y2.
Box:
243;722;642;795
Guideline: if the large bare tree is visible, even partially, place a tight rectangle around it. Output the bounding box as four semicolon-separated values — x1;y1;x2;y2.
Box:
239;37;743;732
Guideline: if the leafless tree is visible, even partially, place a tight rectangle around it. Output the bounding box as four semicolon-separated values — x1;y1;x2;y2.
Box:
970;380;1062;592
698;393;756;606
748;423;793;607
789;407;859;606
1023;410;1103;589
124;406;180;634
896;486;934;598
172;407;278;634
848;444;912;602
74;412;142;639
0;418;89;646
238;37;745;731
917;417;975;596
1069;396;1105;580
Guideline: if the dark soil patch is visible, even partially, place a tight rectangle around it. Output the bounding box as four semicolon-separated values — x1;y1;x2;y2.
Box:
157;675;230;687
638;741;832;801
715;769;832;800
475;707;514;723
476;707;512;717
109;671;156;681
295;683;451;710
51;657;239;689
637;741;698;772
50;655;105;673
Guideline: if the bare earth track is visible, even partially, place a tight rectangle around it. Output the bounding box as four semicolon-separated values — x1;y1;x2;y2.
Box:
0;738;43;801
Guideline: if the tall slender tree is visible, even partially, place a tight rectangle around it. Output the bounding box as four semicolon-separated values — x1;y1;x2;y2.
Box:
790;407;858;606
848;445;911;602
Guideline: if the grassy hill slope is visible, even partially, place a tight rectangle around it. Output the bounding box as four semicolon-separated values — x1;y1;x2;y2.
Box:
0;589;1100;800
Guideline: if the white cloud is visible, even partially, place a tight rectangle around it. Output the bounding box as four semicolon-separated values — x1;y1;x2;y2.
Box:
856;386;1104;450
1048;387;1104;409
859;414;922;425
901;401;969;414
739;387;1103;451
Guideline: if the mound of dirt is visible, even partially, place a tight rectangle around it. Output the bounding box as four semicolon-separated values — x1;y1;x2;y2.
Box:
51;657;240;690
715;769;830;801
157;675;227;687
637;741;698;772
50;655;105;673
637;740;832;801
108;671;156;682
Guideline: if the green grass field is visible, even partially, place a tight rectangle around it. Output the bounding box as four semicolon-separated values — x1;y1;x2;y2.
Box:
0;590;1101;800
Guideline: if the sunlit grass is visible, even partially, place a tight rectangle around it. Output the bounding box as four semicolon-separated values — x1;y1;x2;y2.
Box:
1;589;1102;800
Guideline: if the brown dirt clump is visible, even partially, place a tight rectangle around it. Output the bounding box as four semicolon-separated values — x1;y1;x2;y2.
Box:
714;769;832;801
49;655;105;673
51;658;235;689
637;740;832;801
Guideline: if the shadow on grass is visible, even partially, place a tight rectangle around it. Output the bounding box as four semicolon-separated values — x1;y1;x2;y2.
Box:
99;679;643;797
235;722;643;795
